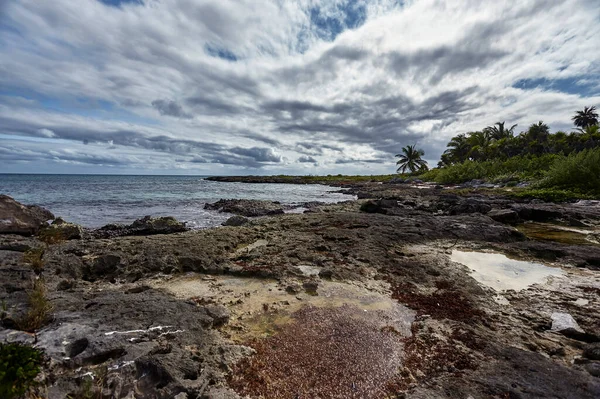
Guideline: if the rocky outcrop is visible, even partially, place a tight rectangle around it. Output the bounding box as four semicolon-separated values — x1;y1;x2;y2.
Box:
0;195;54;236
39;217;83;240
222;216;249;227
488;209;521;225
91;216;188;238
205;199;285;217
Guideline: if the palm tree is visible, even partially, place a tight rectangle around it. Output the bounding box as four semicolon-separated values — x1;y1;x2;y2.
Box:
396;145;428;173
484;121;517;140
573;106;599;129
443;133;471;164
466;131;491;160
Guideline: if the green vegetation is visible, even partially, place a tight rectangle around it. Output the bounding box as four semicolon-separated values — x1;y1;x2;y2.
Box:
538;148;600;195
395;145;428;173
17;278;53;333
23;248;45;276
420;106;600;200
38;227;66;245
0;343;44;399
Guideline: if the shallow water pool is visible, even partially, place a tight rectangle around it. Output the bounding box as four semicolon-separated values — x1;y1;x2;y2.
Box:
451;250;564;291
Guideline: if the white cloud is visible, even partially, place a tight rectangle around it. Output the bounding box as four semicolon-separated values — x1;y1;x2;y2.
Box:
0;0;599;174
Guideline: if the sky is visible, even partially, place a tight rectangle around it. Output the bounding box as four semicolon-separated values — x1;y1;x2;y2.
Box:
1;0;599;175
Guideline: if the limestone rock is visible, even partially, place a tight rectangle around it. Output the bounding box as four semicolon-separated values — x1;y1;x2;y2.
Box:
0;195;54;236
222;215;249;226
205;199;285;217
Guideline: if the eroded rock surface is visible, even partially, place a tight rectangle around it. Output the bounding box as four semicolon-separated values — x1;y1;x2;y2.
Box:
0;194;54;235
205;199;285;217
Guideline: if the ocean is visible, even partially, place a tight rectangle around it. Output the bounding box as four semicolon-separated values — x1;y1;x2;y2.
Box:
0;174;354;229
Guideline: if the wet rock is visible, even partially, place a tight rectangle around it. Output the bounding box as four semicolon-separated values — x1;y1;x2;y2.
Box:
0;195;54;236
359;199;398;214
222;216;249;227
303;280;319;295
92;216;188;238
285;283;302;295
513;205;563;222
205;199;285;217
488;209;520;225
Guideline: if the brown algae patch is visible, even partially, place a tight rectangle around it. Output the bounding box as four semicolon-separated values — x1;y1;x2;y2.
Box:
228;304;411;399
451;250;564;292
152;274;415;397
152;274;414;341
517;222;600;246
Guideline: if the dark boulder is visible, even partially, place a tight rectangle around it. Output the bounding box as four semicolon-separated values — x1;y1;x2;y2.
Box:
0;195;54;236
92;216;187;238
448;199;492;215
513;205;563;222
488;209;521;225
359;199;398;214
222;215;249;227
205;199;285;217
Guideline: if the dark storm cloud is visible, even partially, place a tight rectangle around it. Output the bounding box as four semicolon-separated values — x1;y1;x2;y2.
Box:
267;87;479;160
2;0;599;173
297;155;317;163
0;145;129;166
229;147;281;163
151;100;192;119
0;115;280;168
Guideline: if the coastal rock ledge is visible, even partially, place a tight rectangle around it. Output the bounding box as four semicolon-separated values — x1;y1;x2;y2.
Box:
205;199;285;217
0;194;55;235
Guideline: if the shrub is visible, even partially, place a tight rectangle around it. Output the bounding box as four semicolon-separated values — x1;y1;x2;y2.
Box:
17;279;53;333
538;148;600;196
0;343;44;399
38;228;66;245
23;248;45;275
430;154;561;184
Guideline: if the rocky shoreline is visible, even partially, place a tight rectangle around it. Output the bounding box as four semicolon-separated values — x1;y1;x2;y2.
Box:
1;183;600;398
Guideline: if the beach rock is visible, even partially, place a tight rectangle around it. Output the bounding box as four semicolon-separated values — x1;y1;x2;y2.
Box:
513;205;563;222
222;216;249;227
92;216;187;238
0;195;54;236
488;209;521;225
359;199;398;214
40;217;83;240
551;312;584;333
448;198;492;215
205;199;285;217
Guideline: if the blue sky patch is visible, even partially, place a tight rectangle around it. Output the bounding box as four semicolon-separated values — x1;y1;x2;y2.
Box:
98;0;143;7
513;76;599;97
205;44;238;62
309;0;367;42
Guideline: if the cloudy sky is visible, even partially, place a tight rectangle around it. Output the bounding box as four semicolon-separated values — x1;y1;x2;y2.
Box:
1;0;599;175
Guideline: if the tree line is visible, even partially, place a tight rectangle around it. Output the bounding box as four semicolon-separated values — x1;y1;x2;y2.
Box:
395;106;599;174
439;106;599;166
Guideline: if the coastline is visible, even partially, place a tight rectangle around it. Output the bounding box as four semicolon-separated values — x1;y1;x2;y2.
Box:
1;183;600;398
